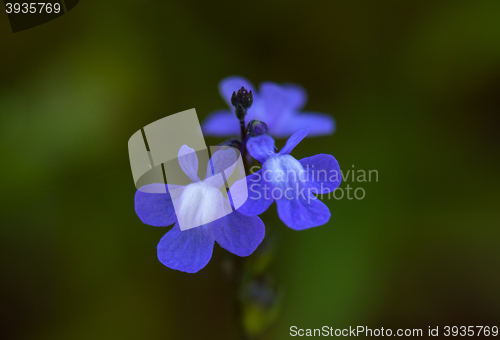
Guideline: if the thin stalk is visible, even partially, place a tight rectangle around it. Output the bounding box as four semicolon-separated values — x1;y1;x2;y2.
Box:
240;118;249;174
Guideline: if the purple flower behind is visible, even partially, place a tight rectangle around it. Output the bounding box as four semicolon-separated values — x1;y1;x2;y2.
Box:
202;76;336;138
135;146;265;273
231;129;341;230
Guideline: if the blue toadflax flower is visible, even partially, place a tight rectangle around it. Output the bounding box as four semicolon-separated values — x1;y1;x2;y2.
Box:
231;129;341;230
202;76;336;138
135;145;265;273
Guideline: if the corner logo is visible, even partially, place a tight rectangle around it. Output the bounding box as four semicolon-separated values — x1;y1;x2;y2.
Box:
4;0;79;33
128;109;249;231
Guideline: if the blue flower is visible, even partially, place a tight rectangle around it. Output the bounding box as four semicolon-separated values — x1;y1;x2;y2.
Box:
202;76;336;138
135;145;265;273
232;129;341;230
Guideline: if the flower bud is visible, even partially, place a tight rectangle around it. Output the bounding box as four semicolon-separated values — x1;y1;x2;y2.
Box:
231;91;238;107
246;119;270;137
240;89;253;109
235;105;246;120
231;86;253;109
231;86;253;124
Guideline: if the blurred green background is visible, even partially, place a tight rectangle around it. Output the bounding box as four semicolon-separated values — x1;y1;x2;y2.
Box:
1;1;500;339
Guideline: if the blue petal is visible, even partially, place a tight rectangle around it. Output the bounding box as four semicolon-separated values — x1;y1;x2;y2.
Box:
208;77;336;139
212;212;265;256
205;148;237;180
274;112;335;138
157;223;215;273
201;109;241;137
178;145;200;183
246;135;276;164
232;171;274;216
278;128;309;155
219;76;257;109
299;154;341;194
283;83;308;110
276;194;330;230
259;82;292;127
135;184;178;227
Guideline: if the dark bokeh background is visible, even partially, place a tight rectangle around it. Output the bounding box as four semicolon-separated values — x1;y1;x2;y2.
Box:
1;1;500;339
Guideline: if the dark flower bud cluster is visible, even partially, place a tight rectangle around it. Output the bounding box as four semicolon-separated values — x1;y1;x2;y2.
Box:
231;86;253;120
246;119;270;137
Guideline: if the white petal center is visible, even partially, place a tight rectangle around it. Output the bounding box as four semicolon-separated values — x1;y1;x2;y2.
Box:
263;155;308;190
175;182;226;231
